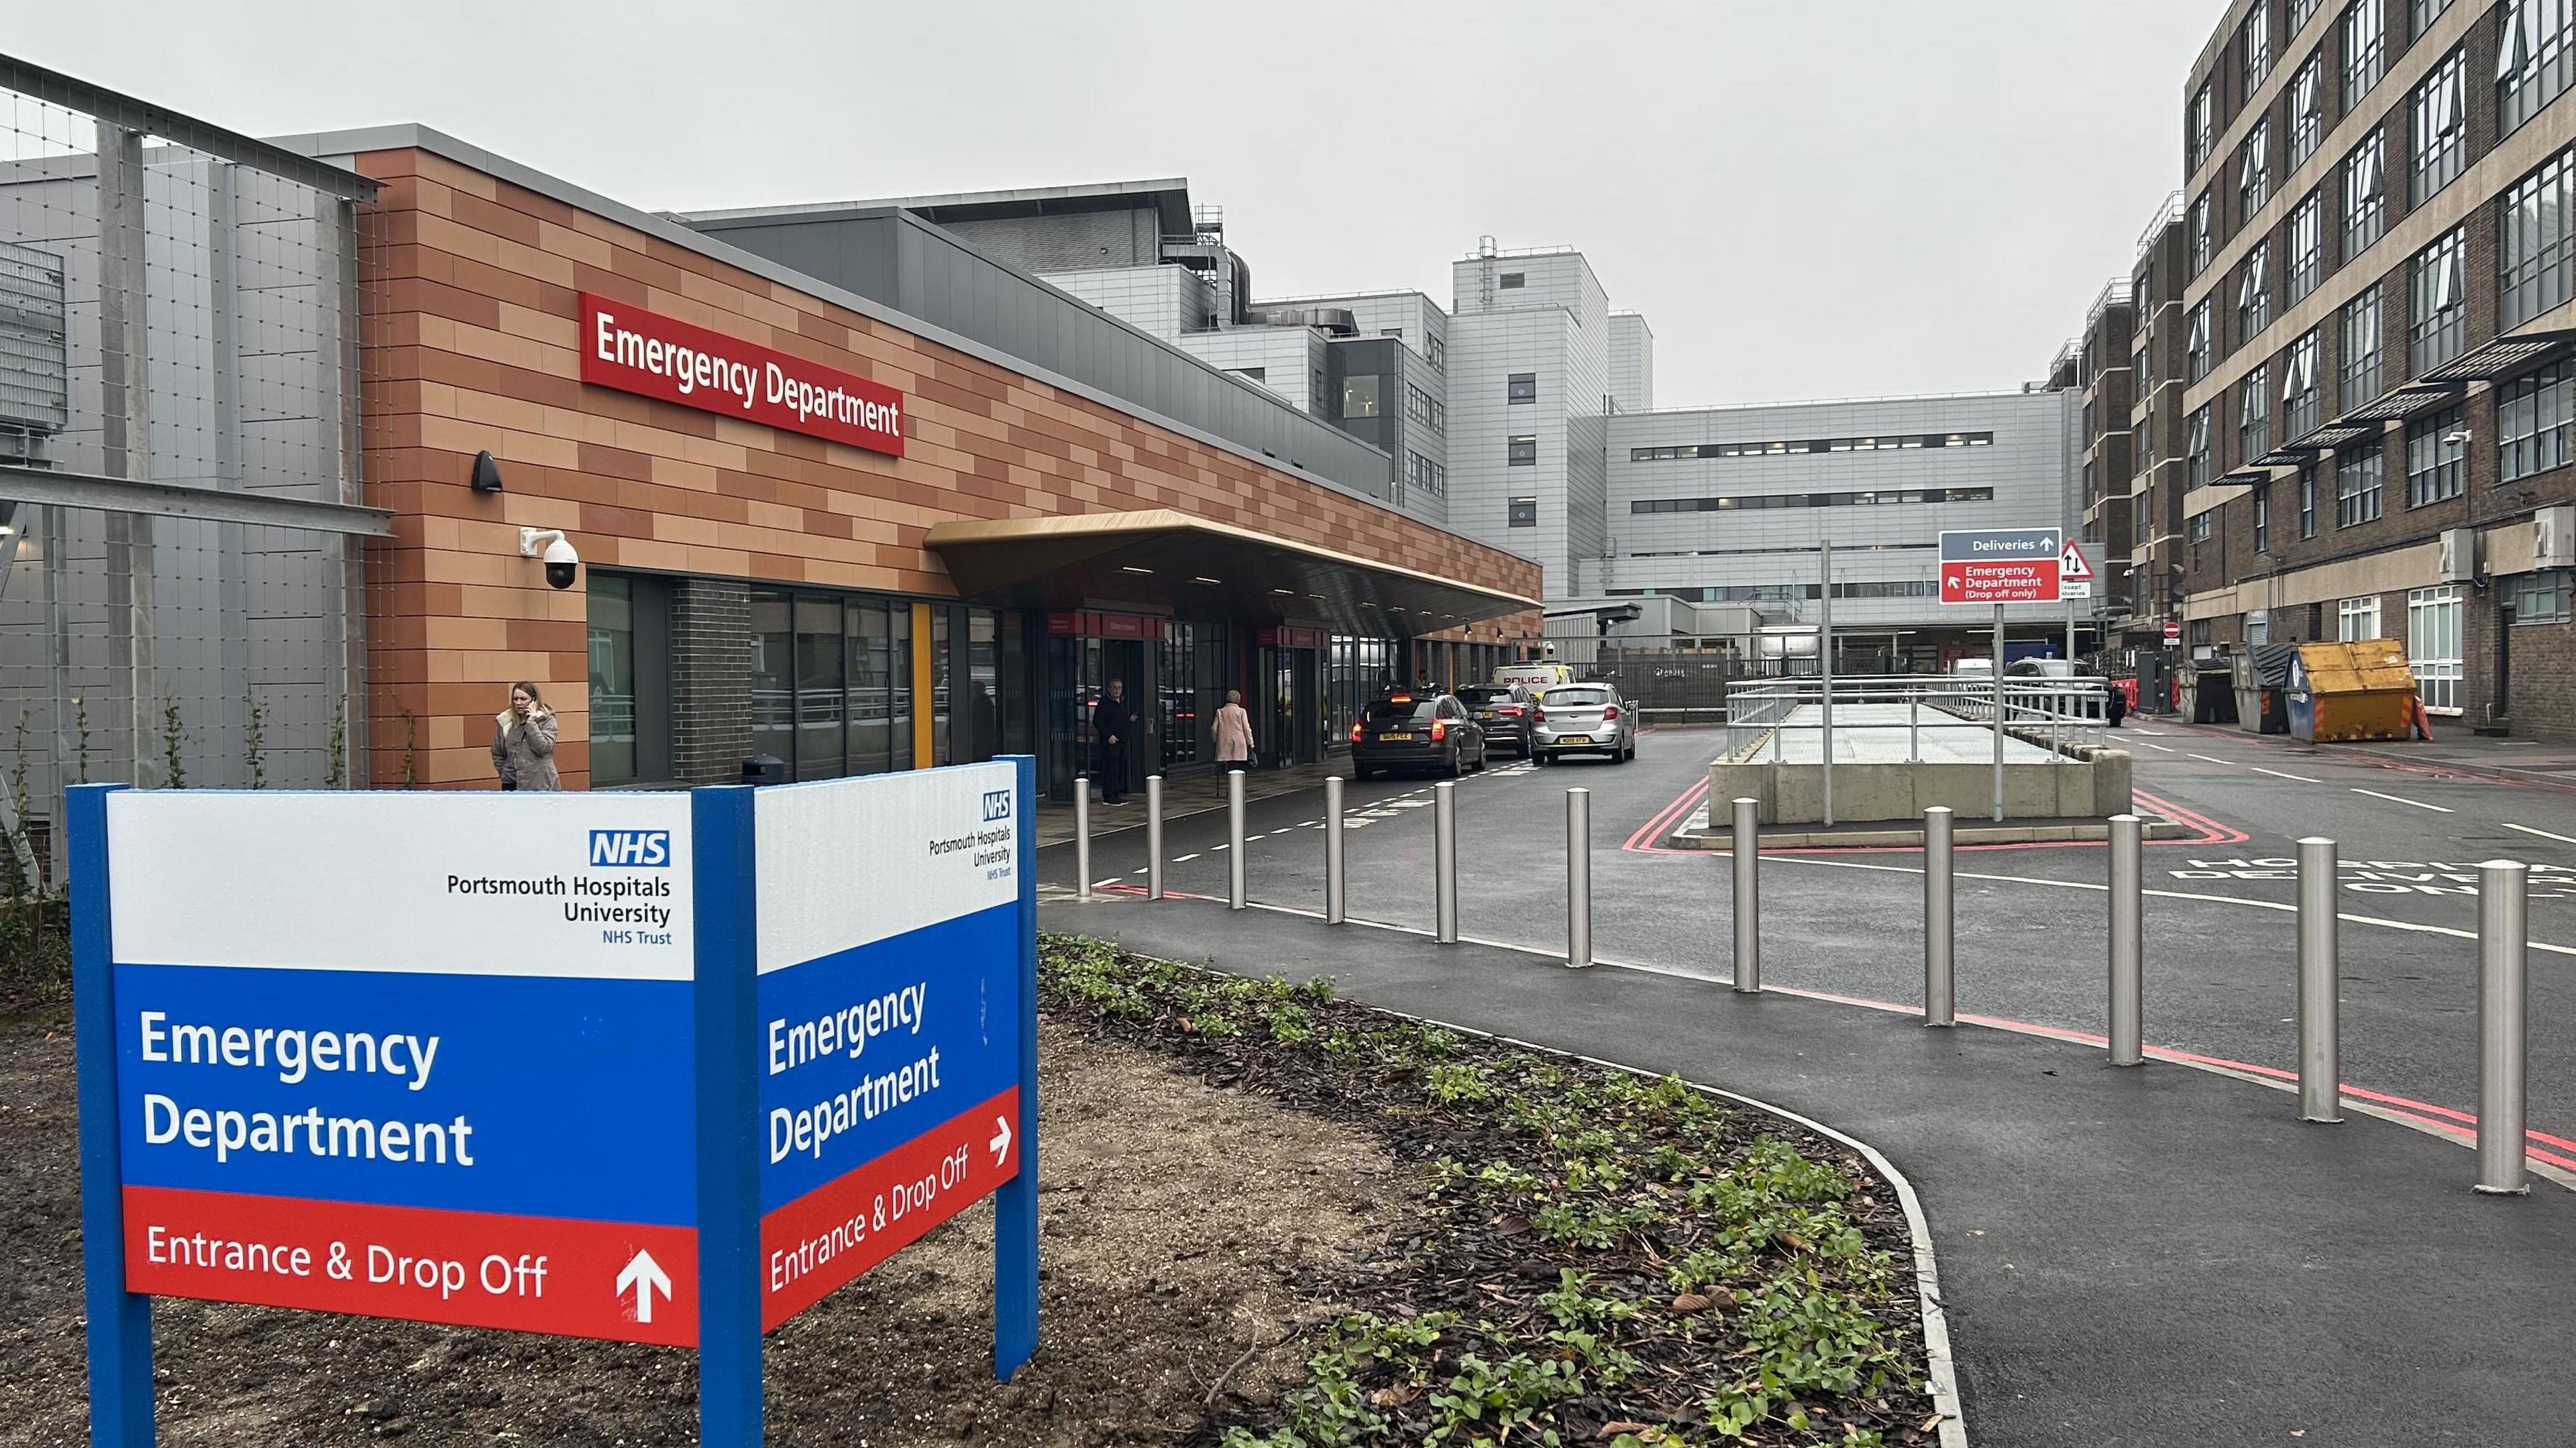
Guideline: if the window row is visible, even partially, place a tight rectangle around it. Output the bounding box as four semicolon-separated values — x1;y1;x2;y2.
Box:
1627;486;1996;515
1406;450;1446;497
1625;432;1994;462
1404;381;1444;435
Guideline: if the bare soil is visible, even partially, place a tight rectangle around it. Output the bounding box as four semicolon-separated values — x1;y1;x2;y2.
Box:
0;1015;1418;1448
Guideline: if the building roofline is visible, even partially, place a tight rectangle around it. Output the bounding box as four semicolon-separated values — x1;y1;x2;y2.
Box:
1617;388;2068;419
671;177;1195;233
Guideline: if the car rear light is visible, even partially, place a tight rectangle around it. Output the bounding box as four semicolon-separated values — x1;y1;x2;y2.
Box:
1430;718;1448;741
1603;704;1621;721
1499;705;1522;716
1349;722;1363;743
1533;709;1547;724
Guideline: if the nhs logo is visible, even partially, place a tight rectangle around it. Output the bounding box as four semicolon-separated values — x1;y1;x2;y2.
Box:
588;830;672;867
981;789;1012;823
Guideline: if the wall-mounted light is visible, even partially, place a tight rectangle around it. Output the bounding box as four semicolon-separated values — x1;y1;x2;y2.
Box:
471;450;505;494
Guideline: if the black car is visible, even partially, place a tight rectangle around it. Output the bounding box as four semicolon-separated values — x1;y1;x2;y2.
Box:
1455;683;1536;757
1349;691;1488;779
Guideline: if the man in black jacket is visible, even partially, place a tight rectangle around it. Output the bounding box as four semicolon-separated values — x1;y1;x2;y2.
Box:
1091;678;1131;803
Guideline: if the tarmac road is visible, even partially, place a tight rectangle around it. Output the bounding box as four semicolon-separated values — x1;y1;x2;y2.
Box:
1044;719;2576;1170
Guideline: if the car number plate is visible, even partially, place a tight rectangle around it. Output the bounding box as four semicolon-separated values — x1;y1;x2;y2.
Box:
1378;732;1413;742
1556;734;1593;744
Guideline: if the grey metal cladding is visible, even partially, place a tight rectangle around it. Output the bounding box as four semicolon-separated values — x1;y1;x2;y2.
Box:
686;206;1391;498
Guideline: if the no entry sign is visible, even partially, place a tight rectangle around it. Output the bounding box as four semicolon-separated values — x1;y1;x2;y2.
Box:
70;761;1039;1448
1939;526;2063;604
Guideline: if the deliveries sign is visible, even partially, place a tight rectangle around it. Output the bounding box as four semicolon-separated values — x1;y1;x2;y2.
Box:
578;293;904;457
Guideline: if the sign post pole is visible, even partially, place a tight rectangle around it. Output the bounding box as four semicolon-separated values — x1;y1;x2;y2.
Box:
1819;537;1835;828
692;784;762;1448
1992;603;2006;823
70;782;152;1448
996;755;1041;1376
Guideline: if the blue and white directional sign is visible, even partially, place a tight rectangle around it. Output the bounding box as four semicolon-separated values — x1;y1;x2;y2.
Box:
95;791;701;1344
751;762;1026;1327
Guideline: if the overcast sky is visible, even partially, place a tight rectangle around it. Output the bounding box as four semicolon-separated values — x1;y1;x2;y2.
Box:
15;0;2216;408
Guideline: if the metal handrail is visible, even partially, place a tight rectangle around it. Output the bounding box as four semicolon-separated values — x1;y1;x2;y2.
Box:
1722;677;2114;764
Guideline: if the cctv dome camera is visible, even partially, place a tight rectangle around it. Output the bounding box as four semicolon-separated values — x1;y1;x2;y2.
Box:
519;527;581;590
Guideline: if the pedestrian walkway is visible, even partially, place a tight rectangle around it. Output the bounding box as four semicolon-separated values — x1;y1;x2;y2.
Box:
1039;889;2576;1447
1033;761;1349;848
1750;703;2065;764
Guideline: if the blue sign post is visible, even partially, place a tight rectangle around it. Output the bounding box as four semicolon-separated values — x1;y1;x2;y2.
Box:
70;759;1040;1447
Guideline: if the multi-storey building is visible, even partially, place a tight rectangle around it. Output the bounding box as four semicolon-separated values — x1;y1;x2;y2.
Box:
2166;0;2576;732
2131;198;2198;638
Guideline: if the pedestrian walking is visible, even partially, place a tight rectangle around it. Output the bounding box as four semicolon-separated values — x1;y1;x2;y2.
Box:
2105;679;2129;729
1091;677;1131;803
1214;687;1254;768
492;681;561;791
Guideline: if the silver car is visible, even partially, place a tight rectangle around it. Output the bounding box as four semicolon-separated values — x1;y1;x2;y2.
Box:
1532;683;1634;765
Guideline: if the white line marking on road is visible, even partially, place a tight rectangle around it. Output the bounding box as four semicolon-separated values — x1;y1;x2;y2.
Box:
2352;787;2452;813
2187;753;2235;766
2134;741;2178;753
2251;767;2322;783
2504;822;2576;846
1173;853;1198;862
2132;729;2168;736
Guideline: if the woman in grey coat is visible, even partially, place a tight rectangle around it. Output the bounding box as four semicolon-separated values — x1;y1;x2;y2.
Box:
492;681;561;791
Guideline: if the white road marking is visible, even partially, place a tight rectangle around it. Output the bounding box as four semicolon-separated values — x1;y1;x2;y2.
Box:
1173;853;1198;862
2250;767;2322;783
2186;753;2236;766
2134;741;2178;753
2351;787;2452;813
2131;729;2168;736
2504;822;2576;846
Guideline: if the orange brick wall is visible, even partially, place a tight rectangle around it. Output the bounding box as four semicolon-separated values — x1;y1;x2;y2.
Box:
354;146;1543;790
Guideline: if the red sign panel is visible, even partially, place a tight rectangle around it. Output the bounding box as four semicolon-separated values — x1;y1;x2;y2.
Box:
578;293;904;457
2164;621;2184;644
1939;559;2062;604
1046;611;1163;639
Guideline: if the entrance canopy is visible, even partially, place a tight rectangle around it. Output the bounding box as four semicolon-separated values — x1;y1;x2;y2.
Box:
924;509;1536;636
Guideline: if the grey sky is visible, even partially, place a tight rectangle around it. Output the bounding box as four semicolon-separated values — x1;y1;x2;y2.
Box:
15;0;2215;408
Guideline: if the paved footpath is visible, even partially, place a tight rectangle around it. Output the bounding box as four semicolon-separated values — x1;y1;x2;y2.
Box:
1040;887;2576;1447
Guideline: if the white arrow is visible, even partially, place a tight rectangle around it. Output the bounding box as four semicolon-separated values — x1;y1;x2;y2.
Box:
989;1115;1013;1166
616;1248;671;1325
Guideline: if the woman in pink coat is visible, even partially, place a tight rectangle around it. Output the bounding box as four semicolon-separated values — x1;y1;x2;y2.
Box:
1214;688;1254;767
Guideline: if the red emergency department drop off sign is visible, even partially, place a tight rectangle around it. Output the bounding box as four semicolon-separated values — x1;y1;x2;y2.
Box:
68;762;1038;1448
578;292;906;457
1938;526;2064;604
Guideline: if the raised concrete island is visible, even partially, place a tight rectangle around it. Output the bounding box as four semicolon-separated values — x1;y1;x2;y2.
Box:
1711;704;2133;825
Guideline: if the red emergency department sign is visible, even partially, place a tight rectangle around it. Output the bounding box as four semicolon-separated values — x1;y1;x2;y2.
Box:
1938;527;2063;604
578;293;904;457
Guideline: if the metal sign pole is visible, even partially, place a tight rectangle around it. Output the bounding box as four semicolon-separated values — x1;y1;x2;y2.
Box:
1820;538;1835;828
1991;603;2006;823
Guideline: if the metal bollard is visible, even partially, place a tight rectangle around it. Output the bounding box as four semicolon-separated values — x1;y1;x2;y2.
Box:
1434;781;1459;943
2296;837;2341;1122
1146;775;1165;901
1074;776;1091;902
1731;796;1761;992
2477;860;2530;1195
1227;769;1247;911
1324;775;1346;925
1924;805;1954;1027
2107;814;2143;1066
1566;788;1593;968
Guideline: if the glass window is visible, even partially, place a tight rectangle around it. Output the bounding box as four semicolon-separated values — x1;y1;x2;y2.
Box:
1507;435;1538;465
2241;363;2273;461
2512;567;2576;622
2285;329;2322;438
2412;48;2469;205
2241;119;2273;217
1499;272;1526;289
2290;55;2324;167
2410;227;2468;372
2500;361;2575;482
2406;406;2467;505
2292;0;2323;30
2247;1;2275;86
1427;335;1445;371
2339;286;2382;405
2343;0;2385;111
2502;146;2576;329
794;596;845;780
2253;482;2273;553
2339;594;2383;639
2191;510;2214;543
2288;192;2322;300
2300;461;2320;537
2188;406;2213;487
1405;382;1445;435
890;604;913;770
1508;496;1538;527
587;575;640;785
2191;83;2215;170
2501;0;2576;135
2191;192;2214;274
2336;443;2385;526
967;608;1005;764
2239;242;2273;340
847;599;894;775
751;590;795;773
2342;131;2384;258
1507;372;1538;404
2188;301;2212;380
2411;0;2455;34
930;606;953;767
1159;621;1199;768
1341;374;1381;419
2406;586;2464;713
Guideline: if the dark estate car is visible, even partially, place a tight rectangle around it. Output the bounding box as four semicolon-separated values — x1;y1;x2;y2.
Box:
1349;691;1488;779
1455;683;1537;757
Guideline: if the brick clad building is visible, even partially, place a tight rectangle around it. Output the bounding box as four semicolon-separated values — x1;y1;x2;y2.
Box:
314;128;1540;796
